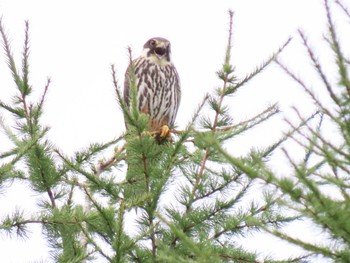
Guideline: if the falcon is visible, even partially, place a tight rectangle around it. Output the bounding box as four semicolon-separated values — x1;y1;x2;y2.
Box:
124;37;181;140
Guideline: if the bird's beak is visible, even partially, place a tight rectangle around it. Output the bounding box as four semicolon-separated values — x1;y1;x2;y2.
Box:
154;42;167;58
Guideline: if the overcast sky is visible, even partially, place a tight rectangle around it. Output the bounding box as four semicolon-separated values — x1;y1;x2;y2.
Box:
0;0;341;262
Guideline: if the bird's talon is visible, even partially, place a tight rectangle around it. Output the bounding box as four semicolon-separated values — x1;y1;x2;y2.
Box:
160;125;170;139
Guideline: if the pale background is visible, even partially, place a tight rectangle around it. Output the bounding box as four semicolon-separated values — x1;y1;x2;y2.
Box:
0;0;343;262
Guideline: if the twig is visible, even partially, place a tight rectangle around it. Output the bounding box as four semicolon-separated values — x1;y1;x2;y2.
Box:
335;0;350;18
39;77;51;110
275;58;336;120
95;144;125;174
298;30;339;105
192;10;235;197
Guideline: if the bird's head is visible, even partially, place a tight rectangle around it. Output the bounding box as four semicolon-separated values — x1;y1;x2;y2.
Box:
141;37;171;65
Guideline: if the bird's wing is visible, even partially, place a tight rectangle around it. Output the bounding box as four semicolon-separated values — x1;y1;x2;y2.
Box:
123;63;131;107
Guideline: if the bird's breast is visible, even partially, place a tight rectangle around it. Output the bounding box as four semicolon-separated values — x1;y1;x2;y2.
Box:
135;61;179;128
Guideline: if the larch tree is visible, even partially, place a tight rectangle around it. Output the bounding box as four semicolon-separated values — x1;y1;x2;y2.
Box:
0;1;349;262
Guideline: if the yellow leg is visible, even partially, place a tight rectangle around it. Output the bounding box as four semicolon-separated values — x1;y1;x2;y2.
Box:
159;125;170;139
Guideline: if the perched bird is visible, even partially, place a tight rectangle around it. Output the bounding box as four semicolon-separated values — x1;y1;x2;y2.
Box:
124;37;181;140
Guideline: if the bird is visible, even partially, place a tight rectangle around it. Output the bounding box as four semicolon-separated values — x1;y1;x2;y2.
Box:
124;37;181;141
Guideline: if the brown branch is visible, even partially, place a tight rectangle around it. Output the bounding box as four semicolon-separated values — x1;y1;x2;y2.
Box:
95;144;125;174
38;77;51;110
78;222;112;261
38;168;56;208
325;0;350;97
12;219;80;227
111;64;119;95
298;30;340;105
275;58;336;120
170;13;237;250
191;10;234;198
335;0;350;18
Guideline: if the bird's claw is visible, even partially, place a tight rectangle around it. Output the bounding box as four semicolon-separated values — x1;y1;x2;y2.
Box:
159;125;172;141
160;125;170;138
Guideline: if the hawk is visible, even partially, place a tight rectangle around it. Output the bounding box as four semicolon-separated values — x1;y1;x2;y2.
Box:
124;37;181;140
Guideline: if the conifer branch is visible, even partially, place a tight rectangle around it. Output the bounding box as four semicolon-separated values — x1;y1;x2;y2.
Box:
21;20;31;97
263;226;338;258
284;109;350;174
233;37;291;94
0;18;23;96
78;221;113;261
82;185;116;240
298;29;340;105
3;7;338;262
38;77;51;112
275;58;336;120
325;0;350;97
335;0;350;18
95;144;125;174
192;10;235;199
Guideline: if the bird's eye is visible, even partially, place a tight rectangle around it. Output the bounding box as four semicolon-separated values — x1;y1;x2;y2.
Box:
149;40;156;46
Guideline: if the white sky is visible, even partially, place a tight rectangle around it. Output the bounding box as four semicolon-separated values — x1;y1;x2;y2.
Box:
0;0;342;262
